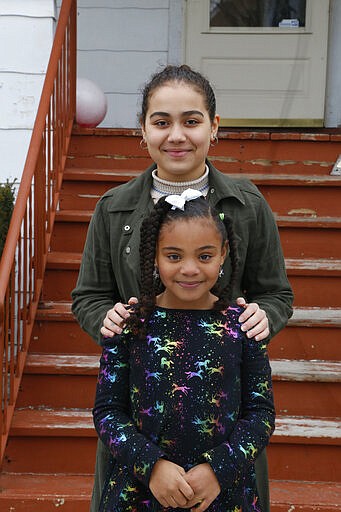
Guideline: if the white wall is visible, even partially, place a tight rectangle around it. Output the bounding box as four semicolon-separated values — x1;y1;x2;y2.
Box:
74;0;184;127
0;0;56;183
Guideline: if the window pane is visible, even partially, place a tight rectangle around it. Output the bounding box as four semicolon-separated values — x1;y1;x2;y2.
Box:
210;0;306;27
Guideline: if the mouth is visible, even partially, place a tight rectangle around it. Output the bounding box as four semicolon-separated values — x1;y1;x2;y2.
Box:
177;281;202;289
164;149;191;158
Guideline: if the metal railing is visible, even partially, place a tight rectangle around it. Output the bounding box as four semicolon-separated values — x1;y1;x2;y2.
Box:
0;0;77;464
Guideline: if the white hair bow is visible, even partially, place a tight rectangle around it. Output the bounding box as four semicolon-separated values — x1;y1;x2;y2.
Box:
165;188;203;210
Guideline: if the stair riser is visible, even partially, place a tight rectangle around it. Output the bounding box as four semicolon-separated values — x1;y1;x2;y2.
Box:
17;372;340;417
51;220;341;260
41;269;341;307
59;179;341;217
68;134;341;176
31;321;101;355
4;436;339;480
269;326;341;361
4;438;96;473
268;443;341;482
17;375;98;409
273;381;341;417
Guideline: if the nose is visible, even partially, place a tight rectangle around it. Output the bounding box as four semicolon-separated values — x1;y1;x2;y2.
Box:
180;259;200;276
168;123;186;143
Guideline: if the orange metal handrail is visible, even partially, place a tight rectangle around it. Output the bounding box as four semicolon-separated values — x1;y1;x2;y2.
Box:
0;0;77;464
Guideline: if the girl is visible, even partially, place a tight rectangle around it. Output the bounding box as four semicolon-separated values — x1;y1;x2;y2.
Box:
93;190;275;511
73;64;292;511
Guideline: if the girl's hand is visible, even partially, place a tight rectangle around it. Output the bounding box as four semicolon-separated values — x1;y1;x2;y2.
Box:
100;297;138;337
236;297;270;342
183;463;220;511
149;459;194;508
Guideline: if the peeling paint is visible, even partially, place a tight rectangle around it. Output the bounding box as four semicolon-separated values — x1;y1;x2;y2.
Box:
287;505;295;512
302;160;333;167
288;208;317;217
53;497;65;507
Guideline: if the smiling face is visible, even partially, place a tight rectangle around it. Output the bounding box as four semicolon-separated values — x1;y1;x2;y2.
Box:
155;217;227;310
141;82;219;182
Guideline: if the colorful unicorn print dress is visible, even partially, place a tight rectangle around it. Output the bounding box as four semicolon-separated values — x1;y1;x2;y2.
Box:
93;305;275;511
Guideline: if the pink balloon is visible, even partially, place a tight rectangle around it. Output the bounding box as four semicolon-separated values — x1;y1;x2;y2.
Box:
76;78;107;127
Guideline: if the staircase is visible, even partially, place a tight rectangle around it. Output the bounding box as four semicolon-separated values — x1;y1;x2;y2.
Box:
0;128;340;511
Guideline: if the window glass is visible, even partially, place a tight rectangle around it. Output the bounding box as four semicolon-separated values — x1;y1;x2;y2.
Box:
210;0;306;27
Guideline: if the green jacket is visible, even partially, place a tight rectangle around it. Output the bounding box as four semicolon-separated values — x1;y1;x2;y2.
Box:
71;162;293;344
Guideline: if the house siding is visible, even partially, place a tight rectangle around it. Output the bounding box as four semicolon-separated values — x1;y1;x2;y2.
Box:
0;0;56;183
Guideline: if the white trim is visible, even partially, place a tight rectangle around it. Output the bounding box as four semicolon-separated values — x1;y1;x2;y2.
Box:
325;0;341;127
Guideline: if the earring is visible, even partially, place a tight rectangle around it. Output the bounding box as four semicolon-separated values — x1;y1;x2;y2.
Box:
218;265;224;278
153;266;160;281
210;134;218;146
140;138;148;150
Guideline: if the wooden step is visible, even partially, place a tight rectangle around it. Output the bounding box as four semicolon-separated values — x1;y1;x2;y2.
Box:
270;307;341;361
268;416;341;482
42;252;341;306
271;360;341;417
32;301;341;359
270;479;341;511
5;407;341;479
17;354;99;408
0;473;93;511
60;167;341;216
0;475;340;512
51;209;341;259
17;353;341;417
68;128;341;176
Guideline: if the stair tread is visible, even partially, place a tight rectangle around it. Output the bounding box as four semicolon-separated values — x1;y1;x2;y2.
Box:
270;479;341;508
1;474;340;508
24;353;341;383
271;359;341;382
35;301;341;327
0;472;93;498
10;408;341;444
46;251;341;274
63;167;341;185
55;208;341;228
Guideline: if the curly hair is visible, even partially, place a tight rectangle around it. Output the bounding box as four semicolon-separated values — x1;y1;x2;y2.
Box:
127;196;239;339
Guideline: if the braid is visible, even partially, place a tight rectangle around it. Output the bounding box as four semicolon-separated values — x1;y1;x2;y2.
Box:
212;213;240;312
126;198;172;338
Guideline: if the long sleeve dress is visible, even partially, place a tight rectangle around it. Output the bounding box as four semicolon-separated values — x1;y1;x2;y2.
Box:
93;304;275;512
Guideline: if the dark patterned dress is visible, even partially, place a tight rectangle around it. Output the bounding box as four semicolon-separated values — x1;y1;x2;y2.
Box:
93;305;275;511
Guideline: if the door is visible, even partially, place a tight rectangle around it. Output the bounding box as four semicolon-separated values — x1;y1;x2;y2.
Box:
185;0;330;127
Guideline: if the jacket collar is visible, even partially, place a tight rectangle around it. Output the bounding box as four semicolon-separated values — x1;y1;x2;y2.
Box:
107;161;246;212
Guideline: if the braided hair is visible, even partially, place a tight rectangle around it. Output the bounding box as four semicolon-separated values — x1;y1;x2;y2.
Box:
127;196;239;338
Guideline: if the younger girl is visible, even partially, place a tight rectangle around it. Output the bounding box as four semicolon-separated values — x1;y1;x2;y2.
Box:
93;190;275;511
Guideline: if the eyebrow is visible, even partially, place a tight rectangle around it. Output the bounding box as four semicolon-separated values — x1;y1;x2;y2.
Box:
149;110;204;119
161;245;217;251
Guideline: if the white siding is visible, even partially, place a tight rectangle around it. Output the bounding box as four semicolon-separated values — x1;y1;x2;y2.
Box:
0;0;56;183
72;0;184;127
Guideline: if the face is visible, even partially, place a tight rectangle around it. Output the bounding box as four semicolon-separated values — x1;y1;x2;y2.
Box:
142;83;219;182
155;217;227;310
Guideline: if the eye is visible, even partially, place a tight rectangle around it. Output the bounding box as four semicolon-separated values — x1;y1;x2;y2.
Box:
167;254;181;261
185;118;199;126
154;120;168;127
199;254;212;262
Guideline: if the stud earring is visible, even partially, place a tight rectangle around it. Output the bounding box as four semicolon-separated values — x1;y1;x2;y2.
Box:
153;266;160;281
218;266;224;278
210;134;218;146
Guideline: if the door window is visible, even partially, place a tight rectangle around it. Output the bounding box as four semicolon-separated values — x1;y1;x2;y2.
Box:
210;0;306;28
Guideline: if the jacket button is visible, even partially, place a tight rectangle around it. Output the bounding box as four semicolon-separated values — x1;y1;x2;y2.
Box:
125;246;131;254
124;225;130;231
